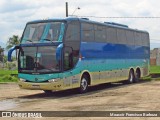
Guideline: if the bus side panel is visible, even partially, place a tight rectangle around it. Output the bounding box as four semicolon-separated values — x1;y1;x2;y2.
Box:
79;42;150;85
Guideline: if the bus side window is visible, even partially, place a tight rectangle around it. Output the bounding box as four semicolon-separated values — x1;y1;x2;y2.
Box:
126;30;135;45
65;22;80;41
94;25;106;42
141;33;149;46
107;27;117;44
82;23;94;42
134;32;142;46
117;29;127;44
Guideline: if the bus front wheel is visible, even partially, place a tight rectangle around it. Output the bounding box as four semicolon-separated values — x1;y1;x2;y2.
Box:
79;75;89;93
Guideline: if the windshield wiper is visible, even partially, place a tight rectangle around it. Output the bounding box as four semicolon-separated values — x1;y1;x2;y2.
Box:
26;39;33;43
41;38;54;43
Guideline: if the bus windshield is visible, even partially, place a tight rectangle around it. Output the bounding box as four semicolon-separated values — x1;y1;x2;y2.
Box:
18;46;61;74
21;22;65;43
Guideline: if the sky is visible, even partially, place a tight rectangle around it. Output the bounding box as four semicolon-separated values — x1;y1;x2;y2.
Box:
0;0;160;49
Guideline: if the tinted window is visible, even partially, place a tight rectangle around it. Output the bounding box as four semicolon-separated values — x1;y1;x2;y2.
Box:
65;22;80;41
94;25;107;42
107;27;117;43
117;29;127;44
135;32;142;45
82;23;94;42
126;30;135;45
141;33;149;46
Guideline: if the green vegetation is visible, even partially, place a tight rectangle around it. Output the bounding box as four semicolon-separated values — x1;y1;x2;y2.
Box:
6;35;20;50
0;34;20;83
6;35;20;59
141;76;152;81
150;66;160;74
0;69;18;82
0;69;18;75
0;74;18;83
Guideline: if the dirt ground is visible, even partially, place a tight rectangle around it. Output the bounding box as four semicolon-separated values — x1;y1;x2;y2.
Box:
0;80;160;120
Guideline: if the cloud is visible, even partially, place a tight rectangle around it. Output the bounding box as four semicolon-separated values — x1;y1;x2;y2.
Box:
0;0;160;49
0;0;66;44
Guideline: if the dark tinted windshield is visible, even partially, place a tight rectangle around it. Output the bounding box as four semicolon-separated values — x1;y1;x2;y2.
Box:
21;22;65;43
19;46;61;73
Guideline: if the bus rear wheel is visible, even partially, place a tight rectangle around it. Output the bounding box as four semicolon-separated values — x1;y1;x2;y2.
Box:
79;75;89;93
127;70;135;84
134;69;141;83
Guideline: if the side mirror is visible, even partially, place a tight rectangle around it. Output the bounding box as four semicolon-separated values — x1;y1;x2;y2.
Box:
56;43;63;61
8;46;20;62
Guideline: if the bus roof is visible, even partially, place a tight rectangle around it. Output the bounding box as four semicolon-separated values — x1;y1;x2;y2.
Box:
27;17;148;34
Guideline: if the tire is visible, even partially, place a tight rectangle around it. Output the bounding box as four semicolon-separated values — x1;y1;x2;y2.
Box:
127;70;135;84
134;69;141;83
79;75;89;93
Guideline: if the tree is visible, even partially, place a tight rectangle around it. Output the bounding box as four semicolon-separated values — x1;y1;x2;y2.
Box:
6;35;20;50
0;46;4;55
3;55;7;63
6;35;20;59
0;46;4;62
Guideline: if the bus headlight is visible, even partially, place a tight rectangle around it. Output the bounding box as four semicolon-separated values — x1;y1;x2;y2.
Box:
19;78;26;82
48;79;58;83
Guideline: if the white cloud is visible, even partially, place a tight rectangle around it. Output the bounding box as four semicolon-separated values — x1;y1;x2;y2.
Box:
0;0;160;49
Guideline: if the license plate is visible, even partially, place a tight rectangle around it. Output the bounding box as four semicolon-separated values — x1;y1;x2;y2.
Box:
32;85;40;88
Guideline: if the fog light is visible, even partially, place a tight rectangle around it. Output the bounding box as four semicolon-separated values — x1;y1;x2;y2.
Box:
48;79;58;83
19;78;26;82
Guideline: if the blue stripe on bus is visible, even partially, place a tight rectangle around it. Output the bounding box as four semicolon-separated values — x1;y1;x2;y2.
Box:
80;42;149;59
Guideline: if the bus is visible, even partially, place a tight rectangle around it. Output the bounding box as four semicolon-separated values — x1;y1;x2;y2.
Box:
8;17;150;93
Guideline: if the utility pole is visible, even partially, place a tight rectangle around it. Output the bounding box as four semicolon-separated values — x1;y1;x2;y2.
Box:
66;2;68;17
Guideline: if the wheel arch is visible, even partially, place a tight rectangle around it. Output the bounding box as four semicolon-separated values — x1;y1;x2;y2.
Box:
135;67;141;79
81;70;91;85
129;67;135;74
135;67;141;74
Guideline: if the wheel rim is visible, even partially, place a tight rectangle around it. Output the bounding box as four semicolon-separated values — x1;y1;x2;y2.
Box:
81;78;88;91
129;72;133;82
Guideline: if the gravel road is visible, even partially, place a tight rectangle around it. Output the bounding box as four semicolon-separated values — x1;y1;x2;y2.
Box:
0;80;160;120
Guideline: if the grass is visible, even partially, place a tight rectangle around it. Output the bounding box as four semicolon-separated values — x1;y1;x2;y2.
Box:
0;74;18;82
141;76;152;81
150;66;160;74
0;69;18;75
0;69;18;82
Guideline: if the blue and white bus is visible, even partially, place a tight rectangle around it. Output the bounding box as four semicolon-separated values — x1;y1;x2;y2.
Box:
8;18;150;93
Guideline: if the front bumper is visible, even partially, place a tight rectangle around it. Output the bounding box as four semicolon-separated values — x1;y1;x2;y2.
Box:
18;80;64;91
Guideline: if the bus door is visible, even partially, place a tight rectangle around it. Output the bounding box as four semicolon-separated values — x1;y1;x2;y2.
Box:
62;46;73;88
63;21;80;88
